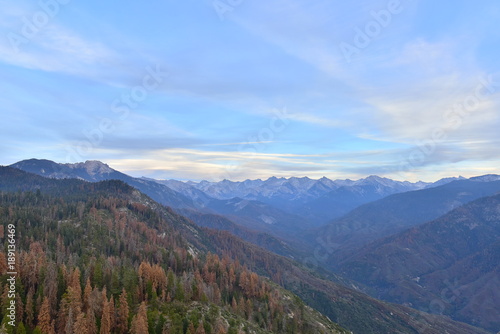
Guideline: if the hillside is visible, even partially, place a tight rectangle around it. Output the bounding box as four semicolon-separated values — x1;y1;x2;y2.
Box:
336;195;500;332
177;209;300;259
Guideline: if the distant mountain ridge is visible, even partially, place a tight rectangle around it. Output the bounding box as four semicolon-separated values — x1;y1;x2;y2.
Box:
181;174;465;224
188;174;431;201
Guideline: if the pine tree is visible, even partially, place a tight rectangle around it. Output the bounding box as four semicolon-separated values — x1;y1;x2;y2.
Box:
83;278;92;313
17;322;27;334
214;318;227;334
130;302;148;334
86;307;97;334
196;322;206;334
116;289;129;334
188;322;196;334
73;312;89;334
25;288;35;329
37;297;54;334
99;297;111;334
108;296;115;333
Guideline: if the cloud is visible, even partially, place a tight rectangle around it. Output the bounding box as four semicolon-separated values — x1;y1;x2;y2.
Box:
0;1;115;77
98;147;333;181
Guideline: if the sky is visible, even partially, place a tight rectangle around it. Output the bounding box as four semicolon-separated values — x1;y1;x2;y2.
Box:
0;0;499;182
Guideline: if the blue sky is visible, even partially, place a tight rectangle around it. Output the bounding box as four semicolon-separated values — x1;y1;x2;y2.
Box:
1;0;499;181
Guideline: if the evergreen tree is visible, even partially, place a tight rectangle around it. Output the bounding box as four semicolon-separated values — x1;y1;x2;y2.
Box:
99;297;111;334
37;297;54;334
130;302;148;334
116;289;129;334
73;312;89;334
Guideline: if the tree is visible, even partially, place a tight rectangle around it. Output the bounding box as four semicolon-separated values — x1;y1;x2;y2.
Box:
187;322;196;334
83;278;92;313
196;322;206;334
108;296;115;333
86;307;97;334
116;289;129;333
130;302;148;334
25;288;35;329
214;318;227;334
37;297;55;334
73;312;89;334
99;297;111;334
17;322;27;334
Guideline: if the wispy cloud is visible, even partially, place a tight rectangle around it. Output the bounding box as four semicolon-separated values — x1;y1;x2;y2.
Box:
0;2;115;77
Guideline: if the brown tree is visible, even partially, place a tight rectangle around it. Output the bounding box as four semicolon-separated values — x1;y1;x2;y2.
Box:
73;312;89;334
116;289;129;334
187;322;196;334
38;296;55;334
130;302;148;334
87;307;98;334
108;296;115;332
83;278;92;313
196;322;206;334
99;297;112;334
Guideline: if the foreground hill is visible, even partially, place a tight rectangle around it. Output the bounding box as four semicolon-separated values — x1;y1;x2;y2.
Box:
0;166;491;334
0;166;347;334
336;194;500;332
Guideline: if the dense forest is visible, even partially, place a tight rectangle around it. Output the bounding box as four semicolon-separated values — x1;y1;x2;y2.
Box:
0;177;347;334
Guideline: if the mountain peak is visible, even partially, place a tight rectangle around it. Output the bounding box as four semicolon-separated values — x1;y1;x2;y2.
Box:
65;160;115;177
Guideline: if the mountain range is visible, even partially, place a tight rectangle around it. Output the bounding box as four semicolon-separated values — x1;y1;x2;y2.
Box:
186;174;464;224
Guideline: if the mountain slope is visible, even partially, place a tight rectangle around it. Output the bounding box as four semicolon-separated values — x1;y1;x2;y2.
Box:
177;208;301;259
336;194;500;332
309;179;500;261
205;197;312;238
0;166;491;334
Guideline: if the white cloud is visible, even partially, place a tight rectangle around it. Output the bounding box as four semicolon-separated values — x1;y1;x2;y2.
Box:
0;23;115;76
